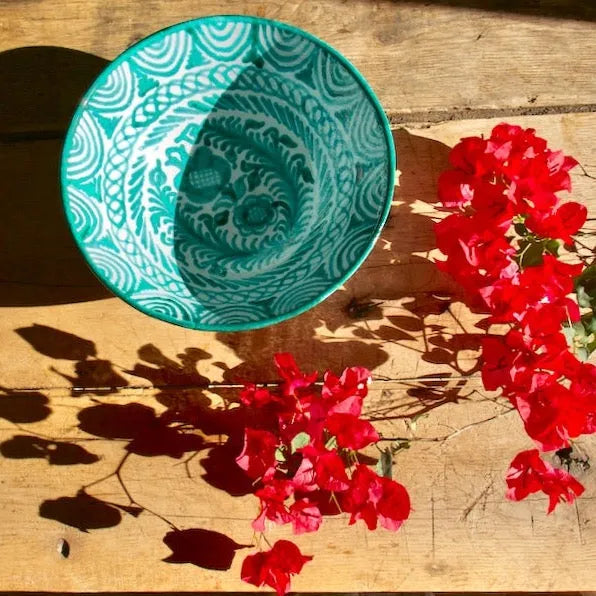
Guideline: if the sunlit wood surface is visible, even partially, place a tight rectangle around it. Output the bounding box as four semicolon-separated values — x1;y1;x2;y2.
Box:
0;0;595;592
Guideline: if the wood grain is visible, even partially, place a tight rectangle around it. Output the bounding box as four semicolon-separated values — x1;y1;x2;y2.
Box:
0;112;594;590
0;0;595;135
0;382;594;592
1;0;595;590
1;113;594;391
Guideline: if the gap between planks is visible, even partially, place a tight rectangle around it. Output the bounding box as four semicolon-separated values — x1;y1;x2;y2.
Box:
2;104;595;144
0;373;486;395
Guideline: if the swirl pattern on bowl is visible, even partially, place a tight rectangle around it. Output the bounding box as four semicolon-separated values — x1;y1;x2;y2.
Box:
62;16;394;330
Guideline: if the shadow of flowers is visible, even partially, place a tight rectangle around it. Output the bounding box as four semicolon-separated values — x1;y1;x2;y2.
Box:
0;130;492;576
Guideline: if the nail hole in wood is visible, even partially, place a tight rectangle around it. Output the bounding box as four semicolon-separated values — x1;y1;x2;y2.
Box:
57;538;70;558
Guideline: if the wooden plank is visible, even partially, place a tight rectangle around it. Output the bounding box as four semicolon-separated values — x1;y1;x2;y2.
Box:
1;0;595;135
0;383;594;592
0;112;594;391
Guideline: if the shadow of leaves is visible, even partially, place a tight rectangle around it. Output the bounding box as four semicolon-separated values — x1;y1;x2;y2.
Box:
40;491;122;532
163;528;249;571
0;388;50;423
0;435;99;465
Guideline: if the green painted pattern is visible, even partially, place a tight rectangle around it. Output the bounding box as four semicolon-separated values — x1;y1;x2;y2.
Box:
62;15;395;331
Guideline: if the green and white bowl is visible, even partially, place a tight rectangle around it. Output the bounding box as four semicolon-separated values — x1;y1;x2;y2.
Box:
61;16;395;331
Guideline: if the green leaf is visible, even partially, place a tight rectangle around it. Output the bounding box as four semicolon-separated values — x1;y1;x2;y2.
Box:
325;435;337;450
274;447;286;463
290;432;310;453
575;264;596;308
562;324;576;349
577;285;592;309
573;321;587;338
545;239;560;256
563;320;595;358
375;448;393;479
582;314;596;334
517;239;545;268
514;222;528;236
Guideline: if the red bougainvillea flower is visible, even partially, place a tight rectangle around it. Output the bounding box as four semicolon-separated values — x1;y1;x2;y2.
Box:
239;384;279;408
326;413;379;450
252;479;294;531
518;301;580;343
448;134;492;175
301;446;350;492
434;213;518;300
291;455;317;492
514;384;574;452
241;540;313;596
321;366;371;416
435;124;591;517
481;331;550;395
289;498;323;534
506;449;584;513
570;362;596;435
519;256;583;308
437;169;475;208
341;465;411;531
525;201;587;243
235;428;278;481
274;353;317;399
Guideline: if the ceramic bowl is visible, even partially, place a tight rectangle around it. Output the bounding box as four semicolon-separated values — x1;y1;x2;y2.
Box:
62;16;395;331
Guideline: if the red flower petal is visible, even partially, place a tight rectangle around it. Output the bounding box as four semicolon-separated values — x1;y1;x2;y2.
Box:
557;201;588;237
289;498;322;534
240;384;278;407
252;479;294;530
274;353;317;397
240;540;312;596
322;366;371;416
235;428;278;480
341;465;410;531
437;169;475;208
506;449;584;513
326;413;379;450
301;446;350;492
314;450;350;492
377;476;411;531
292;456;317;492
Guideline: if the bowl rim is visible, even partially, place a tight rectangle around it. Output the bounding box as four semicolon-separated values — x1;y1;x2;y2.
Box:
61;14;396;332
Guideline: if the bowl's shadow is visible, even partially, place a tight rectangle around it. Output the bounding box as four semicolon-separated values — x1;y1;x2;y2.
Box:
0;46;112;306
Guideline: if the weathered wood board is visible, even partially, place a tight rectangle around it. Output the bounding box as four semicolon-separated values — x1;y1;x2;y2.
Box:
1;0;595;135
1;0;595;589
0;113;595;591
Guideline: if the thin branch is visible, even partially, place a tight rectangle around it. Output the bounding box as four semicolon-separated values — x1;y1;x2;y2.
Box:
378;407;515;444
82;452;179;530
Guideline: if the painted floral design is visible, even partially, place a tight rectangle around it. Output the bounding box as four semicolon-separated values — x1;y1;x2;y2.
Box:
180;147;232;202
233;194;276;236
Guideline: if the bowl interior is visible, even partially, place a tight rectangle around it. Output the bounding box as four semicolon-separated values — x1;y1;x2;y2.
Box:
62;16;394;330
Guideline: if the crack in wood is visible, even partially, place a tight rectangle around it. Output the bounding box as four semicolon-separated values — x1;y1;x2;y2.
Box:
388;103;596;125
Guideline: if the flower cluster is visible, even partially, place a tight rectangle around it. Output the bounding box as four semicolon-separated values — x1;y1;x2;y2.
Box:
236;354;411;595
506;449;584;513
436;123;595;512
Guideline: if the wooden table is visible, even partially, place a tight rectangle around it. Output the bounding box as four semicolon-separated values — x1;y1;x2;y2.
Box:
1;0;595;592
